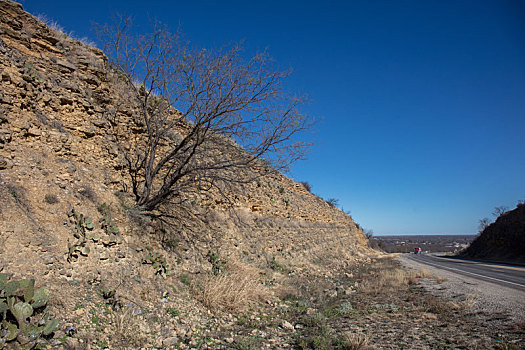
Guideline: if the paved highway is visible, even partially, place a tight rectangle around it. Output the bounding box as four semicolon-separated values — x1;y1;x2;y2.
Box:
406;254;525;292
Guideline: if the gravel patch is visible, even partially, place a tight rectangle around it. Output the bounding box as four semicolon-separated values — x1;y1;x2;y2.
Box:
398;254;525;323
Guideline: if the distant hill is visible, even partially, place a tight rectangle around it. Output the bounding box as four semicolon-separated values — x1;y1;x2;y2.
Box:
374;235;475;253
459;204;525;264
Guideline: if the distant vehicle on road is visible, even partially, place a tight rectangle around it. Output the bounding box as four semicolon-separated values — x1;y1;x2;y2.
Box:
414;247;422;254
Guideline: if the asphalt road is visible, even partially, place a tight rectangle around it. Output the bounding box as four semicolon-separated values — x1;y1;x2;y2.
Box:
406;254;525;292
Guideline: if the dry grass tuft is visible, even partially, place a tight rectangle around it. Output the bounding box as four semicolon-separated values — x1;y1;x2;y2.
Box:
461;293;478;310
422;292;478;314
341;332;371;350
199;260;269;312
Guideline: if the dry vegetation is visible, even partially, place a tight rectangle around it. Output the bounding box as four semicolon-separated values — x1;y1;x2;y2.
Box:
198;260;270;312
359;265;429;294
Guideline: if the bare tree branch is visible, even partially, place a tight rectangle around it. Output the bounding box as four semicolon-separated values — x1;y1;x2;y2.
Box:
96;18;312;211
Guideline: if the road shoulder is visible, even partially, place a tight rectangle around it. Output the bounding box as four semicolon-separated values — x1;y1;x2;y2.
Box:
398;254;525;324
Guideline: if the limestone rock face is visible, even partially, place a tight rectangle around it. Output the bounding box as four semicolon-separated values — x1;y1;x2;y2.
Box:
0;0;371;347
0;0;367;259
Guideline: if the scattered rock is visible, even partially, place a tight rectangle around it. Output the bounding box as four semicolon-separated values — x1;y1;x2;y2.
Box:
162;337;179;347
281;320;294;330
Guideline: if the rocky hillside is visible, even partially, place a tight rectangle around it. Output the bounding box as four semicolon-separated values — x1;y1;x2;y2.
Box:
0;1;371;348
459;203;525;264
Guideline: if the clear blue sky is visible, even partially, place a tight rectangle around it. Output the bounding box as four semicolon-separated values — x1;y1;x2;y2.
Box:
21;0;525;235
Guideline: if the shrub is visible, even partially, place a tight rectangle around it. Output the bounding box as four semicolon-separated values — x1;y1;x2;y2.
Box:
77;185;97;203
207;249;226;276
166;308;179;317
339;332;370;350
44;194;59;204
326;198;339;207
300;181;312;192
180;274;190;286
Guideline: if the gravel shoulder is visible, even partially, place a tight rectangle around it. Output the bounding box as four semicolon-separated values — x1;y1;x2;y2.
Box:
398;254;525;323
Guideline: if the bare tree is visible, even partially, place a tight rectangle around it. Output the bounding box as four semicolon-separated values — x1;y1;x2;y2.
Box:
492;206;508;218
96;17;311;211
326;198;339;207
478;217;491;233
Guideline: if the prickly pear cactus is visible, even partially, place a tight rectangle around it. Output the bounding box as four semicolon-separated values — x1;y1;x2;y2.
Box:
0;273;58;348
142;251;169;276
98;202;121;247
66;208;95;262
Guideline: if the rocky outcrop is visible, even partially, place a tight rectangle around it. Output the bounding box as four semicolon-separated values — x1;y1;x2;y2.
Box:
0;1;370;347
0;0;367;262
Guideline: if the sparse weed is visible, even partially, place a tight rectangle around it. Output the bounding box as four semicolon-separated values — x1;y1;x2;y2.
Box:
235;335;264;350
180;274;191;286
166;308;179;317
44;193;59;204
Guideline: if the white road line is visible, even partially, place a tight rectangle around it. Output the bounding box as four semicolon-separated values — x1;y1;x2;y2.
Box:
433;256;525;272
410;256;525;289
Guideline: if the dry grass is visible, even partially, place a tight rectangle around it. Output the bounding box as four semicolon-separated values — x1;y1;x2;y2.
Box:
341;332;371;350
199;260;269;312
108;306;134;339
461;293;478;310
361;267;414;294
420;291;478;315
420;294;457;314
358;257;436;295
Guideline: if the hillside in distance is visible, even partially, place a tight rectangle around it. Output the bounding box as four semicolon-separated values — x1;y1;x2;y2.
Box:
459;203;525;264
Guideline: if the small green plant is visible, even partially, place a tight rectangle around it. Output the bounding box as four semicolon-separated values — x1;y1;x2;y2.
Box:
96;339;108;348
235;335;265;350
142;251;168;276
67;208;94;262
23;62;44;85
337;301;354;316
292;299;311;314
100;285;121;311
206;249;226;275
0;274;58;348
7;184;19;200
166;308;179;317
180;274;190;286
268;255;288;273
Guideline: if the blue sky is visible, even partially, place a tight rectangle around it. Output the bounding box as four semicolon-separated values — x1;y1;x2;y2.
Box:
21;0;525;235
